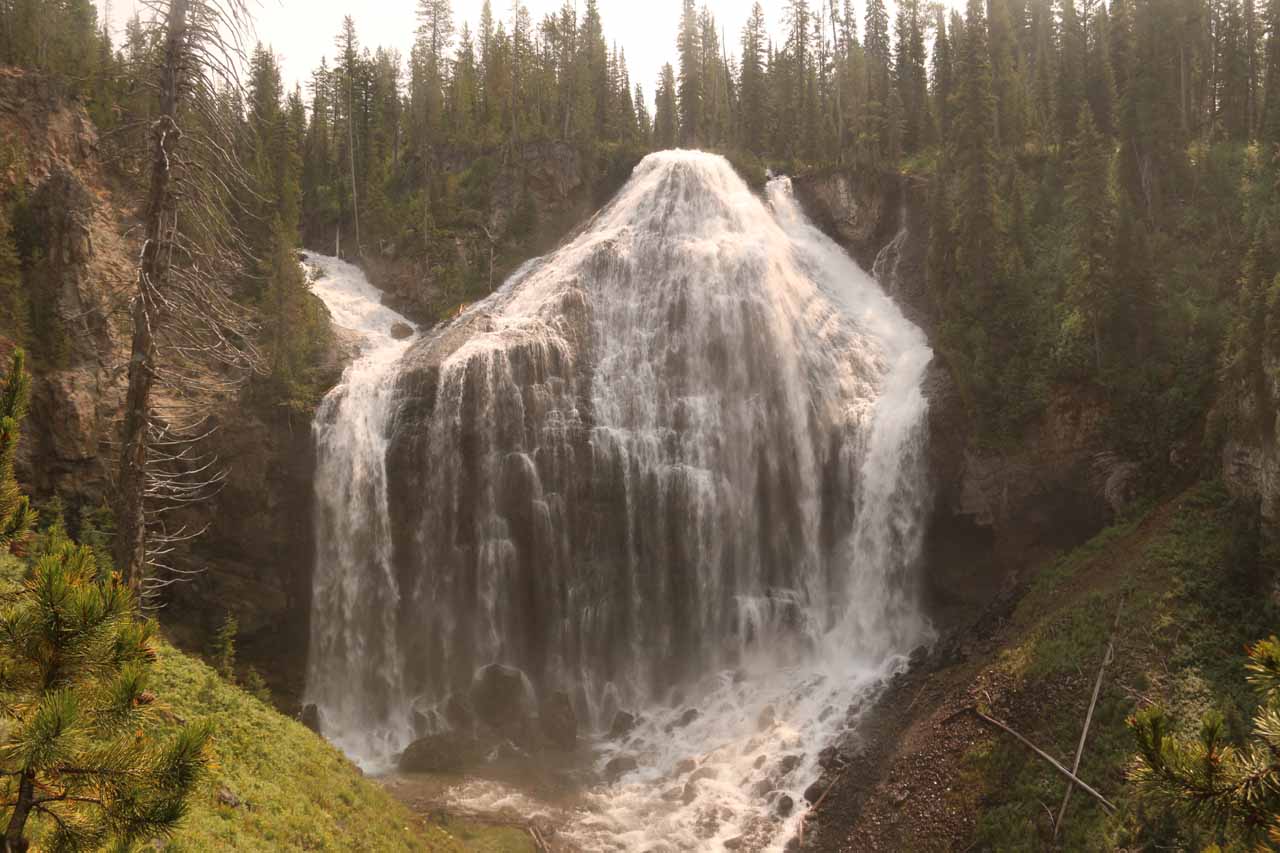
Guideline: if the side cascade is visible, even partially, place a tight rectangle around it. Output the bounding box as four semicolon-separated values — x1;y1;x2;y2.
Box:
305;151;935;849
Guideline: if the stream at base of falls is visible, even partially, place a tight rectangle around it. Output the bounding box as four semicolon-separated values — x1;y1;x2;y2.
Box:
302;151;934;852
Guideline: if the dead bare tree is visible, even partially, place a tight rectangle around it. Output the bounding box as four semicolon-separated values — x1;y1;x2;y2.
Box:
114;0;262;605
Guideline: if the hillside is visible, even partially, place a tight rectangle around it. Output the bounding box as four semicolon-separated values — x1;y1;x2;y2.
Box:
804;481;1278;850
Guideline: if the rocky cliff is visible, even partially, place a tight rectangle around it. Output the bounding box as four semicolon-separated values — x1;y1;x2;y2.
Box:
0;68;336;695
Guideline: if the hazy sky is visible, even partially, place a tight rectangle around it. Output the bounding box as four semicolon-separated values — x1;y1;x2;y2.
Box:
97;1;814;104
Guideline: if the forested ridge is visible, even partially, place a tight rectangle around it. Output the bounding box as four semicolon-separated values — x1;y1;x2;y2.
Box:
3;0;1279;464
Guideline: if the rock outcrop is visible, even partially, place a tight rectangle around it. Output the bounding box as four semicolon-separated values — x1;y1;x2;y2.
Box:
0;69;349;698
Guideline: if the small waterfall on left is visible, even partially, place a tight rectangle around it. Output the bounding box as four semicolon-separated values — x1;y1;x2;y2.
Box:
302;253;416;770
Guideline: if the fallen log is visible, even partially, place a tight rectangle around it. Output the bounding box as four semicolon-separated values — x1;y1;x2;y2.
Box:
971;708;1118;814
1054;600;1124;838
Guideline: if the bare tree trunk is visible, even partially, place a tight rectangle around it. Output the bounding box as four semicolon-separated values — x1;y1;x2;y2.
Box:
114;0;189;590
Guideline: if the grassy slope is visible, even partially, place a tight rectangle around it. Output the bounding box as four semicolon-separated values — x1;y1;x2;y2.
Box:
150;642;533;853
962;482;1276;851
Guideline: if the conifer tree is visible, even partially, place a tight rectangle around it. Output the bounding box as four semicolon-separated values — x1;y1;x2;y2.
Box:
655;63;679;148
1130;636;1280;846
0;351;33;554
676;0;702;146
0;354;209;850
951;0;1001;297
740;4;769;156
1064;105;1118;372
0;540;211;852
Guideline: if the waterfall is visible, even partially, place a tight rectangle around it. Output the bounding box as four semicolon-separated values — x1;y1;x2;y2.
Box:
303;254;418;765
304;152;934;850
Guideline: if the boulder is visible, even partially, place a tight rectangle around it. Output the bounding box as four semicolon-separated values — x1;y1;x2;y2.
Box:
604;754;638;782
399;733;475;773
299;704;322;734
470;663;533;732
674;758;698;776
390;321;414;340
665;708;698;732
818;745;844;771
756;704;776;731
609;710;638;740
776;794;795;817
803;779;825;805
540;690;577;750
445;694;475;731
689;766;718;784
776;754;803;776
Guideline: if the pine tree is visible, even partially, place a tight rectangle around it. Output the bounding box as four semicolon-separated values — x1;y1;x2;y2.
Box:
676;0;702;145
0;353;209;850
655;63;679;148
932;6;956;138
952;0;1001;297
0;540;212;851
0;351;33;553
1262;0;1280;144
1058;0;1088;143
742;2;768;154
1130;635;1280;846
1064;105;1118;372
0;213;27;348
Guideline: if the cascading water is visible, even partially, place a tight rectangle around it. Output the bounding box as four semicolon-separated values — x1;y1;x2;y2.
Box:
304;151;933;850
303;254;417;765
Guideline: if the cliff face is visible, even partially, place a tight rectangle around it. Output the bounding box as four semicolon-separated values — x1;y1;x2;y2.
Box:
0;69;335;690
0;69;130;508
793;168;1120;623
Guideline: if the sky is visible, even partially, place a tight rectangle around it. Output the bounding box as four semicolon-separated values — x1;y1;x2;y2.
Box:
97;0;811;106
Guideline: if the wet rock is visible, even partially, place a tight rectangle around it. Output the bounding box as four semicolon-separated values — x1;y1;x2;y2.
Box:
753;754;767;769
604;755;638;782
666;708;699;732
804;779;826;804
757;704;776;730
540;690;577;750
675;758;698;776
445;694;474;730
681;781;700;805
299;704;322;734
689;766;718;783
390;321;414;340
470;663;533;732
609;710;638;740
818;745;845;770
724;836;745;850
661;785;684;801
399;733;474;773
411;706;435;737
776;754;803;776
776;794;795;817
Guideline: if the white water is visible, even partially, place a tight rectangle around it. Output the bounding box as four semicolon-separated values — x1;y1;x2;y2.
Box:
303;152;934;851
303;254;418;767
552;164;933;851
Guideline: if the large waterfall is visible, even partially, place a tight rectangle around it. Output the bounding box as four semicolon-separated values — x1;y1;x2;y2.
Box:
305;151;933;850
